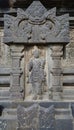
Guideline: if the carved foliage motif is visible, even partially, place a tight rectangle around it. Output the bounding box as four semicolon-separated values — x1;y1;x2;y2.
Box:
17;104;55;129
17;104;38;129
4;1;69;44
39;105;55;128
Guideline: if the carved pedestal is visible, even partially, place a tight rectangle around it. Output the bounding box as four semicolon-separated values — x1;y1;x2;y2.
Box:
17;104;55;130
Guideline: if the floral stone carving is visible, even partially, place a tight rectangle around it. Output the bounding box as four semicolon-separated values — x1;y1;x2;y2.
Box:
4;1;69;44
17;104;55;130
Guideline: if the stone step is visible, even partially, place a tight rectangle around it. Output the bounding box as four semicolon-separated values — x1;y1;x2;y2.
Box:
63;76;74;84
0;77;10;84
3;108;17;116
0;90;10;96
0;96;9;100
55;108;70;115
63;89;74;95
55;115;72;119
2;108;17;119
0;100;11;105
63;86;74;96
63;86;74;89
0;87;9;90
0;115;17;120
63;95;74;100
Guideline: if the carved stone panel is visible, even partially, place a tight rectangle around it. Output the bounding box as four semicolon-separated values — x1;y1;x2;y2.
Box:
24;46;49;100
17;104;55;130
3;0;69;101
39;105;55;129
4;1;69;44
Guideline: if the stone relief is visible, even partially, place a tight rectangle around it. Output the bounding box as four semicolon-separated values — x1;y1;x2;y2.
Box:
39;105;55;129
62;29;74;67
0;29;11;67
17;104;38;129
4;1;69;44
17;104;55;130
27;46;46;100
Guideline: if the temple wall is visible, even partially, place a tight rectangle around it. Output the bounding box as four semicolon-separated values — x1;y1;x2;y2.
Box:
62;28;74;67
0;29;11;67
0;1;74;129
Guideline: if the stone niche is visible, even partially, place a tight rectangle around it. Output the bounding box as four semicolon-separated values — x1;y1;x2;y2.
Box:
3;1;73;130
4;0;69;101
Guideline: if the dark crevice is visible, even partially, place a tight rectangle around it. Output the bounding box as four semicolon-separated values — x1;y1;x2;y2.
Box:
0;0;9;8
0;105;4;116
0;0;74;9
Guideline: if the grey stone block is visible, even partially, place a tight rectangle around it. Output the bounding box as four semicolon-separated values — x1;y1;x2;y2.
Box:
63;68;74;75
55;119;73;130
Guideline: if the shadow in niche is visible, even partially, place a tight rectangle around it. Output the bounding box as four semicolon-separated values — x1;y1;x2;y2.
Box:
0;0;9;8
0;105;4;116
71;104;74;118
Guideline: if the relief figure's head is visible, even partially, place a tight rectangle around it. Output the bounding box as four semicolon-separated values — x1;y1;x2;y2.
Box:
33;46;40;58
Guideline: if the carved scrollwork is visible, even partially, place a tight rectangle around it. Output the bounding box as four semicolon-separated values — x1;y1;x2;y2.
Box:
4;1;69;44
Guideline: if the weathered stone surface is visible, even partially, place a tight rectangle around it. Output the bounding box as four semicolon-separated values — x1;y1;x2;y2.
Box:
3;1;70;102
9;45;24;100
50;45;63;100
0;29;12;68
1;0;74;130
28;46;46;100
0;120;7;130
39;105;55;129
17;104;55;130
4;1;69;44
62;29;74;67
17;104;38;129
0;101;73;130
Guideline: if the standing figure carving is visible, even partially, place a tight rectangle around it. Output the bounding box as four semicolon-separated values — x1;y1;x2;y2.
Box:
28;46;46;99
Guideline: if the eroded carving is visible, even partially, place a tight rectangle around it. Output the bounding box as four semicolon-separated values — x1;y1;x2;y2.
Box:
28;46;46;99
0;120;7;130
39;105;55;128
50;45;63;100
17;104;55;130
4;1;69;44
17;104;38;129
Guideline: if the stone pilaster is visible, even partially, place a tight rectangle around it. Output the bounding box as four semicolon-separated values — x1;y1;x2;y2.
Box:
10;45;24;100
50;45;63;100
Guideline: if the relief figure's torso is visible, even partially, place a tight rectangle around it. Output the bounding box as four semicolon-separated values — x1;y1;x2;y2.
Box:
29;58;45;84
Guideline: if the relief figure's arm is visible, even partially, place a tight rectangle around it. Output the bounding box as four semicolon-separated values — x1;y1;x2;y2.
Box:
28;60;33;72
27;60;33;83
